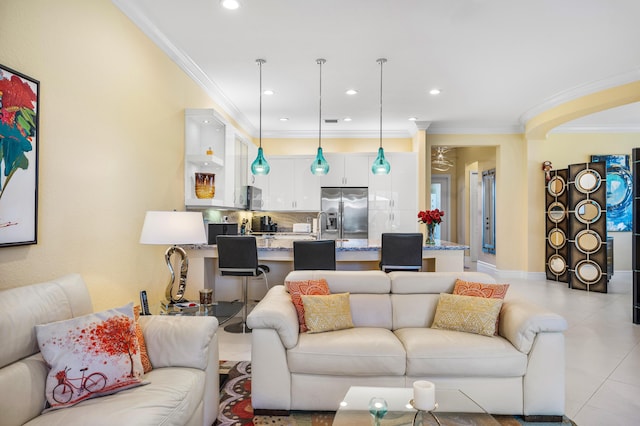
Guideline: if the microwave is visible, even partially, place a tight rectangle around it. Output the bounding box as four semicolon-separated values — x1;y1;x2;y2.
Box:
244;185;263;211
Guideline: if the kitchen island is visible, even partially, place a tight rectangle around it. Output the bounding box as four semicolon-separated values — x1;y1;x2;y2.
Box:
183;238;468;303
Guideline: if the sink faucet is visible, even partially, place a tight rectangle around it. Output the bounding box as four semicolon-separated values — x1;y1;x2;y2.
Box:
316;211;328;240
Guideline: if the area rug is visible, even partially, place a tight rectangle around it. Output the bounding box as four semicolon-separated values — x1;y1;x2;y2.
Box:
215;362;577;426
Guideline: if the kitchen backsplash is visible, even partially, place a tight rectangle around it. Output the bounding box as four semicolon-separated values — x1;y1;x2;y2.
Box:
202;209;317;233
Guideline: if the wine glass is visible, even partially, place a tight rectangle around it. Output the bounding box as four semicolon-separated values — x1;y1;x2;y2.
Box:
368;397;388;426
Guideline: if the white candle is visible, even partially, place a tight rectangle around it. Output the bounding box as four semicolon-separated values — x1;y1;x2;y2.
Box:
413;380;436;411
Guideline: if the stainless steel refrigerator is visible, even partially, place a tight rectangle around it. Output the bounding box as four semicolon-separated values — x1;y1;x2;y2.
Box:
320;187;368;240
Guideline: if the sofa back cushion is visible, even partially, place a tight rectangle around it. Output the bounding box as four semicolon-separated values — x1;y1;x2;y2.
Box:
284;271;393;329
389;272;497;329
0;274;94;425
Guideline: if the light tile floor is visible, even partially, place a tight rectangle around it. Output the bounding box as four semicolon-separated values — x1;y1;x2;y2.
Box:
217;269;640;425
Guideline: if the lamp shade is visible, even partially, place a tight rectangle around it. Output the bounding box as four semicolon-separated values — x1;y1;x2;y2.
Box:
139;211;207;245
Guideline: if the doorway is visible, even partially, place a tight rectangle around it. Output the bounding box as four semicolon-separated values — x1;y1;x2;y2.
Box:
431;175;451;241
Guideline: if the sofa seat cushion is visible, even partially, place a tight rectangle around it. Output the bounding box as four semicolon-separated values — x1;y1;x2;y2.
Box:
288;327;406;376
24;367;205;426
396;328;527;377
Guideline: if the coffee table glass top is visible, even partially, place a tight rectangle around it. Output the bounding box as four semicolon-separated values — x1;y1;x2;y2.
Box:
333;386;500;425
159;301;242;325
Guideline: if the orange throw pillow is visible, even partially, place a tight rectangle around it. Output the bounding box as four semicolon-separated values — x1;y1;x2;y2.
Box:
133;305;153;373
285;279;330;332
453;279;509;335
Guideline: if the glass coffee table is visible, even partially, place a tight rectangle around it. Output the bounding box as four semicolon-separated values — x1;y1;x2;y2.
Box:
333;386;500;425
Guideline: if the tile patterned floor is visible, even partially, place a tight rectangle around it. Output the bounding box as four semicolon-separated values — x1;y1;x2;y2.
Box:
218;267;640;425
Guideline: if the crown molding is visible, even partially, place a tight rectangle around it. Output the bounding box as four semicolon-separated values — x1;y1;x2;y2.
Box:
550;124;640;134
519;67;640;126
427;124;524;135
112;0;256;135
262;129;412;139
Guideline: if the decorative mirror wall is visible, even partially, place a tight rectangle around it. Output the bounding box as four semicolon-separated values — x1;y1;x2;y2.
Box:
567;162;607;292
545;162;608;292
545;169;569;282
632;148;640;324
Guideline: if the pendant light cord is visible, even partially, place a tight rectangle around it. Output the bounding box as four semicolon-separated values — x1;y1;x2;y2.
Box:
317;58;326;149
257;58;265;149
378;58;386;149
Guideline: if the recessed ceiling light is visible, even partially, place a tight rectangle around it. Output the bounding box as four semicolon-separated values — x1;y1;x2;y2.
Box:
408;117;418;121
263;90;274;95
220;0;241;10
429;88;441;95
344;117;352;122
279;117;289;121
345;89;358;95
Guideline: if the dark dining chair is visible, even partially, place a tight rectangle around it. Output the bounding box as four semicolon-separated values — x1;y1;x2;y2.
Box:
293;240;337;270
216;235;270;333
380;233;423;272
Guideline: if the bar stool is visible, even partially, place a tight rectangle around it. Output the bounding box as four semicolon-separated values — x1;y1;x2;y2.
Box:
293;240;337;270
216;235;270;333
380;233;423;272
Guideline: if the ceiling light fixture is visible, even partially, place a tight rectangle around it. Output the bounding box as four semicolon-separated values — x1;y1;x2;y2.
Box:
263;89;274;95
344;117;352;122
429;88;441;95
371;58;391;175
346;89;358;95
408;117;418;121
310;58;330;175
220;0;241;10
279;117;289;121
250;59;270;175
432;147;454;172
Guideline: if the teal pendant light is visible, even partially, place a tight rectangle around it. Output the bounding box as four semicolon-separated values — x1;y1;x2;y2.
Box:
371;58;391;175
251;59;270;175
310;58;330;175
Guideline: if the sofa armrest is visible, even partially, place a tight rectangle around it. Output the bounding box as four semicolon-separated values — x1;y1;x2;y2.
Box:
138;315;218;370
247;285;299;349
500;299;567;354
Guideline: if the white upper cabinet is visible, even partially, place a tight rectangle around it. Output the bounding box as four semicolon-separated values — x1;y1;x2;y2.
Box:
184;109;227;207
318;153;369;187
267;156;320;211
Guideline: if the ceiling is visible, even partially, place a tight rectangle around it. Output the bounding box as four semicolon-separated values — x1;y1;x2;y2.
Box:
113;0;640;138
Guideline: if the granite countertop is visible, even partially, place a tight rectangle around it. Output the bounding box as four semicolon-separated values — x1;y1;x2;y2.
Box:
187;237;468;251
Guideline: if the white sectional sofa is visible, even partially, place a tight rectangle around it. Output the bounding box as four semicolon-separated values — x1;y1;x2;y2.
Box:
0;274;219;426
247;270;568;420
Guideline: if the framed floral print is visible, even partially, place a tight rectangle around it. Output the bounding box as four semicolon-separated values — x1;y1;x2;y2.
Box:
0;64;39;247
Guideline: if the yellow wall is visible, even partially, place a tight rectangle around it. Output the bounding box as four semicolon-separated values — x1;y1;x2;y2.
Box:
527;132;639;272
0;0;225;309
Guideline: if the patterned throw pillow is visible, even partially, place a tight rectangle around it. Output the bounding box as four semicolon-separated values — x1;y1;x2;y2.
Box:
431;293;503;337
35;303;145;411
453;279;509;334
133;305;153;373
301;293;354;334
286;279;330;332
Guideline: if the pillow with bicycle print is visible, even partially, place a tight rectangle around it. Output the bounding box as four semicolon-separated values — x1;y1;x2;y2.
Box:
35;303;146;411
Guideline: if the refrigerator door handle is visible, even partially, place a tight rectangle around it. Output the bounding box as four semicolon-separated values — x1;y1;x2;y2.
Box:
338;201;344;240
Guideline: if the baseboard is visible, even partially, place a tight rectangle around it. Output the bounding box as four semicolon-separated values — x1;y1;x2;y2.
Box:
523;415;564;423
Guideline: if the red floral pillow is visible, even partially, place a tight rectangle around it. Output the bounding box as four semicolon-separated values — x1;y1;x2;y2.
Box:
35;303;145;411
453;279;509;334
285;279;330;332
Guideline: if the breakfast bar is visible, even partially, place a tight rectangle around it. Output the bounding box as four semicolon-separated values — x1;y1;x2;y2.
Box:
184;239;468;303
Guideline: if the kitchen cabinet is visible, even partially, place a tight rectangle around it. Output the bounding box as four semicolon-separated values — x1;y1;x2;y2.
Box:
368;152;418;243
266;156;320;211
318;153;369;187
184;109;227;207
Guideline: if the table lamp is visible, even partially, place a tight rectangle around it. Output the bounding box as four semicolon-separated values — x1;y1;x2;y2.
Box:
139;211;207;307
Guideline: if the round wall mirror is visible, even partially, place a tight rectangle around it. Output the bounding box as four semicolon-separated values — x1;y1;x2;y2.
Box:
575;169;601;194
548;228;566;249
575;200;602;224
575;260;602;285
548;254;566;275
575;230;601;253
547;202;566;223
547;176;565;197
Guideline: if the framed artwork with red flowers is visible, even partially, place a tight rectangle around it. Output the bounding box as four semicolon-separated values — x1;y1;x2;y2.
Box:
0;64;39;247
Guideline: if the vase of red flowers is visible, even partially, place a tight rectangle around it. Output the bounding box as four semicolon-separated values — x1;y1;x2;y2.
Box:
418;209;444;245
